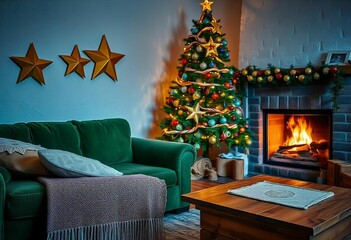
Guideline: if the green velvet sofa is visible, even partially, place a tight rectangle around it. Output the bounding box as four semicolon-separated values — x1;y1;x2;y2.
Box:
0;118;196;240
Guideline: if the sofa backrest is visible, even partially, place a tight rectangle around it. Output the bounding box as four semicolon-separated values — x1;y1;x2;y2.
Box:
0;123;32;142
26;122;82;155
0;118;132;166
71;118;133;165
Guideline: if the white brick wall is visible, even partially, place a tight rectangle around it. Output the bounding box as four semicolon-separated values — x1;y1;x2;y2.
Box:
239;0;351;69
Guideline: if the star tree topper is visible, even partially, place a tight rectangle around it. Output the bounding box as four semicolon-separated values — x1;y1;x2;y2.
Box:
60;44;90;78
10;43;52;85
200;0;213;12
83;35;125;81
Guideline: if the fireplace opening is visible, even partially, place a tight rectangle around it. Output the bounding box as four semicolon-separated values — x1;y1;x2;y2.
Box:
264;109;332;170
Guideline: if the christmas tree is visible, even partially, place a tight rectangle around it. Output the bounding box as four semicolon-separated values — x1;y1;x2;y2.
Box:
159;0;253;156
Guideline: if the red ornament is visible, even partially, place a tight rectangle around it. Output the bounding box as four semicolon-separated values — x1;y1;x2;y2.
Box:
330;66;338;73
181;58;187;65
211;92;219;101
205;87;210;95
166;97;174;105
171;119;179;127
257;70;263;76
232;78;237;84
239;127;245;133
275;73;283;80
228;105;235;110
188;87;195;94
220;133;227;140
224;82;231;89
204;72;211;79
178;71;183;77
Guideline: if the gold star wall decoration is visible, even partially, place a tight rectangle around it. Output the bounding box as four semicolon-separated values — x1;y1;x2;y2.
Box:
185;102;206;124
83;35;125;81
201;37;221;57
10;43;52;85
60;44;90;78
200;0;213;12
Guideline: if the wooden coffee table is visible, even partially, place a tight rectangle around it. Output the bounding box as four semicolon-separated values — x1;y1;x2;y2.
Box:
182;175;351;240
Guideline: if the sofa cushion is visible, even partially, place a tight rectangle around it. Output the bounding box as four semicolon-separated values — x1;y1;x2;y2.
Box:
0;138;50;176
112;163;177;187
0;123;32;143
38;149;123;177
5;180;45;220
27;122;82;155
72;118;133;165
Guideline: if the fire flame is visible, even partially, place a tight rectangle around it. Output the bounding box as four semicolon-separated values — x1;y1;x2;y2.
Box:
284;116;313;146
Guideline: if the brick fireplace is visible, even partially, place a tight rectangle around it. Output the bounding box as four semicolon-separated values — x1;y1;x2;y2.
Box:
247;77;351;182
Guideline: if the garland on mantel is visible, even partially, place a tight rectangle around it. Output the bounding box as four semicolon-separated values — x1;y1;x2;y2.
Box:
237;64;345;111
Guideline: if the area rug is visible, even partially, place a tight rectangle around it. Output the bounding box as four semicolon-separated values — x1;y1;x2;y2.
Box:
228;180;334;209
164;209;200;240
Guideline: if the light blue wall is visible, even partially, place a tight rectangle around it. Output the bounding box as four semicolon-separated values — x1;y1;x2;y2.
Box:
0;0;202;136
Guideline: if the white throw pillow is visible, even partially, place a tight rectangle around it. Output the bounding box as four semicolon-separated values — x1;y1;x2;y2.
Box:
0;137;50;176
38;149;123;177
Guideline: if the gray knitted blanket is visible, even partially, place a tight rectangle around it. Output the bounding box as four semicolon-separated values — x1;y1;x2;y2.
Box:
39;174;166;240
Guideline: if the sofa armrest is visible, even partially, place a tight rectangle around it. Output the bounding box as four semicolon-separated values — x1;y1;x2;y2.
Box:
0;167;10;240
131;137;196;193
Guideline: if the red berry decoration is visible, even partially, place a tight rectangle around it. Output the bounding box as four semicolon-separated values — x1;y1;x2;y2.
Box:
204;72;211;79
171;119;179;127
211;92;219;101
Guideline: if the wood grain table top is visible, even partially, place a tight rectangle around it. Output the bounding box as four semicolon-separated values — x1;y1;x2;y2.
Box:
182;175;351;236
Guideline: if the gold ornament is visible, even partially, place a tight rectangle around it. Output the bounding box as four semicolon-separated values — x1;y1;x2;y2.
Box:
201;37;221;57
178;109;184;115
10;43;52;85
83;35;125;81
241;69;248;76
220;92;226;97
193;92;201;100
252;71;258;77
298;74;305;81
313;72;320;80
185;102;206;124
60;44;90;78
305;67;312;75
200;0;213;12
257;76;263;82
283;75;290;82
267;75;274;82
264;69;271;75
290;69;297;76
173;99;180;107
247;75;253;82
209;135;217;144
274;68;280;73
246;139;252;145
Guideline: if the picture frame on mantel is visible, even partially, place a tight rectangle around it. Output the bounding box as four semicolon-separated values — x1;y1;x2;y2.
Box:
325;51;351;65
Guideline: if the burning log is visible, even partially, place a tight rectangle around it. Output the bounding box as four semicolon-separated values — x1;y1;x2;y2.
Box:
273;152;318;161
276;144;309;153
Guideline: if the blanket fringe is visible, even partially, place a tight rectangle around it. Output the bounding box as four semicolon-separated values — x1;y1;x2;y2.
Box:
47;218;164;240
